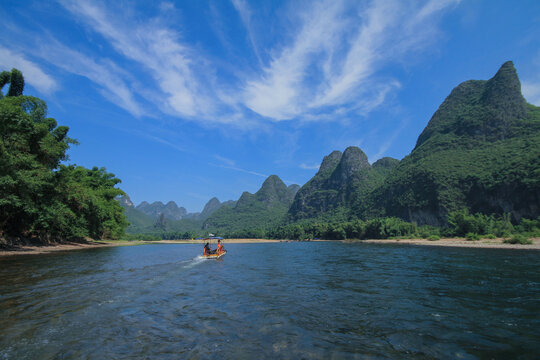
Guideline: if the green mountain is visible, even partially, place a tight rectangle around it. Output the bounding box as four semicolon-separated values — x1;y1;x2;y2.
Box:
136;200;187;220
289;146;399;220
290;61;540;226
204;175;299;232
375;61;540;225
117;195;154;232
191;197;237;220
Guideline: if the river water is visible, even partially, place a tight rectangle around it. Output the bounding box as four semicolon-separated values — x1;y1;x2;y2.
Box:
0;242;539;359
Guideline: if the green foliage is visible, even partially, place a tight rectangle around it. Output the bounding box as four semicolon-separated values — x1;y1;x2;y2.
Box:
7;69;24;97
53;165;128;239
0;69;127;243
417;225;440;239
204;175;296;233
503;234;533;245
515;216;540;237
447;210;513;237
465;232;481;241
0;69;25;98
427;235;440;241
266;217;416;240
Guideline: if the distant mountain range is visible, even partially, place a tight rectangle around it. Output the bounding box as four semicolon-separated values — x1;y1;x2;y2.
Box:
117;194;239;233
119;61;540;234
203;175;300;232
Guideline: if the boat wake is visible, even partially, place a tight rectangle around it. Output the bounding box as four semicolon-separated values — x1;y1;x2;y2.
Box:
182;256;206;269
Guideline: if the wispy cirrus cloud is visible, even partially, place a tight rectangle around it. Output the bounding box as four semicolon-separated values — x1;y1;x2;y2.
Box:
523;81;540;106
211;163;268;178
0;46;57;94
243;0;460;121
34;39;145;117
213;154;236;167
2;0;460;129
300;163;320;170
58;0;205;118
230;0;262;66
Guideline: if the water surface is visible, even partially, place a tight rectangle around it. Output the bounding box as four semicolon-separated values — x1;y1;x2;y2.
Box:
1;242;539;359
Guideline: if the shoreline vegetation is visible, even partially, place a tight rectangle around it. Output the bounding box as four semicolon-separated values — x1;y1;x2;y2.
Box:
1;237;539;257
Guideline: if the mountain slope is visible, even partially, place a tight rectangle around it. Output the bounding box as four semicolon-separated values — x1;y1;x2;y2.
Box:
204;175;299;231
289;147;399;220
374;61;540;224
117;195;155;232
136;201;187;220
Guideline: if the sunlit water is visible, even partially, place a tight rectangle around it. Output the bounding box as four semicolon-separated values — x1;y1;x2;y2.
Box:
1;242;539;359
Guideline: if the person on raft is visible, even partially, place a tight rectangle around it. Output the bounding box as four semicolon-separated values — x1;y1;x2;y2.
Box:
216;239;225;253
203;242;216;256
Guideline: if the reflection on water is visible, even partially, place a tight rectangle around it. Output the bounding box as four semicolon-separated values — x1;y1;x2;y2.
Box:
1;242;539;359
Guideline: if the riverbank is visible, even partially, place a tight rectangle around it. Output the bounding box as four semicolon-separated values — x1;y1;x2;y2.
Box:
0;238;283;257
2;237;539;257
352;237;540;249
0;240;120;257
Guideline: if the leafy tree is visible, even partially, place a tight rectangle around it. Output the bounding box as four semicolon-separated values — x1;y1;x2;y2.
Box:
0;69;127;243
7;69;24;97
0;69;25;98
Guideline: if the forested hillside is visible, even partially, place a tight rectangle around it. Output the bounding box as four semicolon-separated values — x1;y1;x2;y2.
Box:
374;61;540;225
203;175;299;233
0;69;128;246
287;61;540;226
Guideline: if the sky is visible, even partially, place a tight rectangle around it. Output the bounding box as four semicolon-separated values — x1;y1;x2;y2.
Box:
1;0;540;212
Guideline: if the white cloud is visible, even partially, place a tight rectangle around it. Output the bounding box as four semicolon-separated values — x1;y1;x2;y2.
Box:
230;0;262;65
300;163;320;170
211;163;268;178
242;0;460;121
371;119;408;161
243;0;347;120
214;154;236;166
5;0;460;128
59;0;211;119
0;46;57;94
33;40;144;117
522;81;540;106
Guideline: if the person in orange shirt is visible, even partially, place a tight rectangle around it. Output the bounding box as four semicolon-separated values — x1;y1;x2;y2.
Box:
216;239;225;254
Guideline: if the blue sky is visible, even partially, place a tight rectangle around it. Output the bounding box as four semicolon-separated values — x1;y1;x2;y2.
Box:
1;0;540;212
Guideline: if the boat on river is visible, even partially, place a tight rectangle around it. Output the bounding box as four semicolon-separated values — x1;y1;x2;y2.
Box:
202;250;227;259
202;236;226;259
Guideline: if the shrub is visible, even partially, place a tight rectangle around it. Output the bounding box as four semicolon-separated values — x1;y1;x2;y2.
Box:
503;234;533;245
418;225;440;239
465;232;481;241
427;235;440;241
484;234;496;239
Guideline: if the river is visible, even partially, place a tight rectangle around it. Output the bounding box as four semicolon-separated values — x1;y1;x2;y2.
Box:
1;242;539;359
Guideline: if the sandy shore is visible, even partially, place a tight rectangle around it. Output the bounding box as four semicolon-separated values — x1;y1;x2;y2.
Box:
152;238;282;244
2;237;539;257
0;241;119;257
353;237;540;250
0;238;283;257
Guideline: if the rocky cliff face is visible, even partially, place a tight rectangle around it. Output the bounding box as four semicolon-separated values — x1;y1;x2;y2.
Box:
117;195;134;209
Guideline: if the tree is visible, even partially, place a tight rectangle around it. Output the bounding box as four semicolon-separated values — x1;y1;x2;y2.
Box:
0;69;128;243
0;69;25;98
